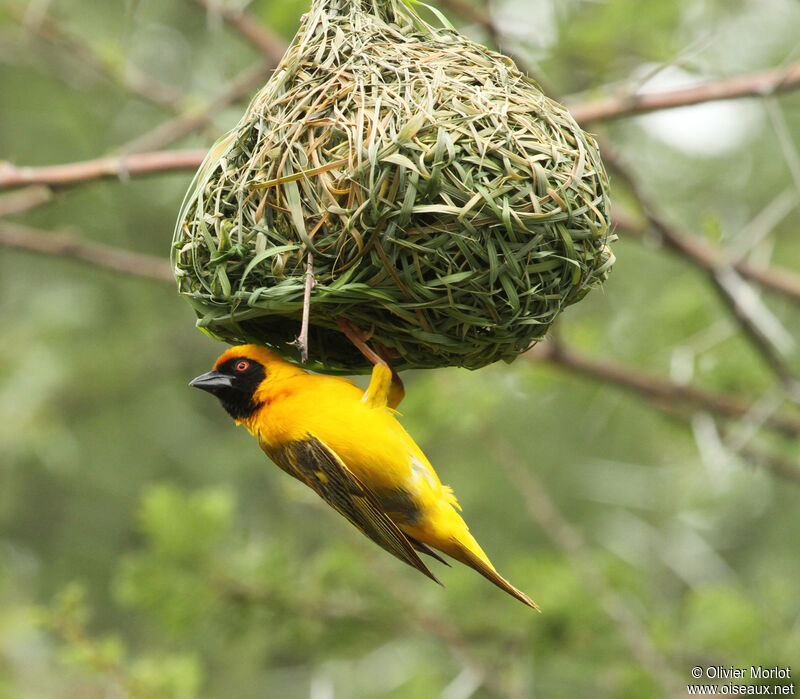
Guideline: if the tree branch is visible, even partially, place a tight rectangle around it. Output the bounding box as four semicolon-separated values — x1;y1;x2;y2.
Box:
624;400;800;483
436;0;800;124
612;210;800;305
605;150;800;396
531;342;800;442
0;221;173;283
437;0;558;94
118;61;272;153
0;185;53;216
738;442;800;483
570;62;800;125
0;149;206;190
10;7;184;112
191;0;287;64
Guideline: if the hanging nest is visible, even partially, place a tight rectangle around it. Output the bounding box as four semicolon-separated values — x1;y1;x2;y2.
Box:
173;0;614;373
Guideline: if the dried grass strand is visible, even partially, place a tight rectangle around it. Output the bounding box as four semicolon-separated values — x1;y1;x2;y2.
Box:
172;0;613;372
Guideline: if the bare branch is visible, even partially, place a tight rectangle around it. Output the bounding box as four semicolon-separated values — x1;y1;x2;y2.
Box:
605;150;800;393
191;0;287;64
736;263;800;305
531;342;800;441
725;187;798;263
637;401;800;483
764;97;800;197
119;61;272;153
10;7;183;112
0;221;173;283
570;62;800;124
437;0;558;94
711;268;797;388
436;0;800;125
738;443;800;483
0;149;206;190
613;209;800;305
0;185;53;216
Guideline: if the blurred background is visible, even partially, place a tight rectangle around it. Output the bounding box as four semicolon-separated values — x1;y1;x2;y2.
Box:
1;0;799;697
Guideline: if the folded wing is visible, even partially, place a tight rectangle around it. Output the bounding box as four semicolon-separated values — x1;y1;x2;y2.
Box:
262;434;440;585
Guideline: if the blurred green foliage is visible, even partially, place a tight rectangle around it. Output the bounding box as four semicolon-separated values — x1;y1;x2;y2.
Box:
1;0;800;697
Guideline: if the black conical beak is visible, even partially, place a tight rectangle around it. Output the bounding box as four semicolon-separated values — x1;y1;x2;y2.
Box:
189;370;234;395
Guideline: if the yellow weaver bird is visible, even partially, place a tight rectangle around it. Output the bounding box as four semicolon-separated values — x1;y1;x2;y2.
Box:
190;326;538;610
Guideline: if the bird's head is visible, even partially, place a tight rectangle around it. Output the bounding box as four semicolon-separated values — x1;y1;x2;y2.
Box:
190;344;304;421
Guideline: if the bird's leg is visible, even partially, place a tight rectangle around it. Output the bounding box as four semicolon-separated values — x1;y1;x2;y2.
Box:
337;318;383;366
338;319;405;409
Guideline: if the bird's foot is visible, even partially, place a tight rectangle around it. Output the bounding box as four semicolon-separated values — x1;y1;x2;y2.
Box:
337;319;386;367
338;319;405;408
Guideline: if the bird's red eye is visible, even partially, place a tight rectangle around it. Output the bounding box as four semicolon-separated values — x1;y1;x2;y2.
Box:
235;360;250;372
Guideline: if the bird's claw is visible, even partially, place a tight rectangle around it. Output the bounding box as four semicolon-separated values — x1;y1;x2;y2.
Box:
338;319;386;368
337;318;374;344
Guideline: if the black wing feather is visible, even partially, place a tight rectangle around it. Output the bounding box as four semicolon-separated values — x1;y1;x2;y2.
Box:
406;535;451;567
262;435;441;585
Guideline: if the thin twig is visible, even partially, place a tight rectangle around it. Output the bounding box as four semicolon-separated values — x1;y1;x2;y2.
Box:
531;342;800;441
641;402;800;483
0;149;206;190
118;61;272;153
10;7;184;112
711;268;797;388
191;0;287;64
724;187;798;264
437;0;800;125
764;97;800;198
295;252;315;363
737;443;800;482
0;221;173;283
613;209;800;305
606;151;800;395
0;185;53;216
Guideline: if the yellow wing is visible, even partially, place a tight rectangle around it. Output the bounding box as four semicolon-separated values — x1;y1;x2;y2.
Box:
262;434;440;585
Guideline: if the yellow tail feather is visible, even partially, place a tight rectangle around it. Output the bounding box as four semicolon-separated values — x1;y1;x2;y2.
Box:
446;538;540;611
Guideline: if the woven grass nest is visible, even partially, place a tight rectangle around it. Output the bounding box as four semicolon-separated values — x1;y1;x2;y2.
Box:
173;0;614;373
